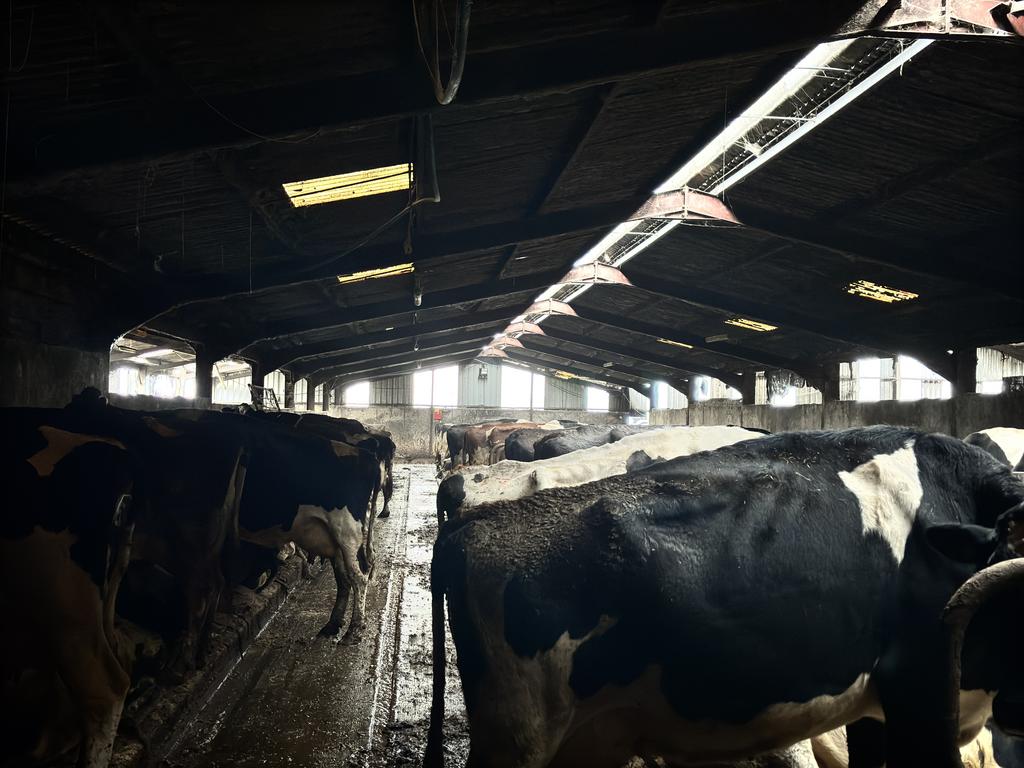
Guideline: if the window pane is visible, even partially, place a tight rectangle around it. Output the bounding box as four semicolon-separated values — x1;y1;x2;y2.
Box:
345;381;370;407
501;365;532;409
586;386;610;412
532;373;545;410
412;370;433;406
434;366;459;407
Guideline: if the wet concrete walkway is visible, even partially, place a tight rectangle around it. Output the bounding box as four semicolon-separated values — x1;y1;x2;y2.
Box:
163;465;467;768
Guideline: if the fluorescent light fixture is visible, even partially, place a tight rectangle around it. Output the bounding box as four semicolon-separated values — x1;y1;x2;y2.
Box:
725;318;778;332
846;279;919;303
655;39;932;195
284;163;413;207
336;263;414;285
533;285;561;302
657;338;694;350
572;222;636;267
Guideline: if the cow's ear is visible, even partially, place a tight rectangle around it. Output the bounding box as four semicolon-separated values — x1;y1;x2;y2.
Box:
926;523;996;564
995;501;1024;554
626;450;654;473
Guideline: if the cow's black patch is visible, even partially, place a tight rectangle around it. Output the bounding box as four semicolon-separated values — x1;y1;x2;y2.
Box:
473;473;484;483
625;450;654;473
438;426;1024;735
437;473;466;521
965;432;1010;467
534;425;617;460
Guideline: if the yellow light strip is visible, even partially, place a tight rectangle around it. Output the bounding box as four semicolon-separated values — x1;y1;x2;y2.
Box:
657;338;694;350
725;317;778;332
846;279;919;303
284;163;413;207
553;371;577;380
336;263;414;285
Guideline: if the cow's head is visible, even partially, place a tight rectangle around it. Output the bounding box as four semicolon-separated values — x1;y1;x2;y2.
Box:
942;503;1024;737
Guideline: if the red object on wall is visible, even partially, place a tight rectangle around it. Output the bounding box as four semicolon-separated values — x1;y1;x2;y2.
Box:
433;408;442;421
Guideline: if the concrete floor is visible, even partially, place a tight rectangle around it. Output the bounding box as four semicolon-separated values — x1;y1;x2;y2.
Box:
162;465;468;768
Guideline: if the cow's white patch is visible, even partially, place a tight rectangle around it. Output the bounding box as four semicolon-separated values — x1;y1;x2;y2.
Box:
240;504;360;559
839;441;923;564
978;427;1024;469
27;426;125;477
450;426;761;517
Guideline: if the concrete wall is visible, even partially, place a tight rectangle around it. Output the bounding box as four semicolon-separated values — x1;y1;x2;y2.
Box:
650;393;1024;438
328;404;628;458
0;337;109;407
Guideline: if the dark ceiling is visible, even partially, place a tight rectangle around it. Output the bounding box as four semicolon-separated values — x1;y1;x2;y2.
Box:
3;0;1022;394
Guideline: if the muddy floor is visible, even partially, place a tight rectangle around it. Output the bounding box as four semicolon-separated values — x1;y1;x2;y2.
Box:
161;465;469;768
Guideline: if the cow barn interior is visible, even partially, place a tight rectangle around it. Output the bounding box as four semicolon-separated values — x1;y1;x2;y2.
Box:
3;2;1024;767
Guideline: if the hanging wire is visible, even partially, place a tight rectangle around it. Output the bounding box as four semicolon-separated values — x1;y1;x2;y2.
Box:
413;0;472;105
9;4;33;73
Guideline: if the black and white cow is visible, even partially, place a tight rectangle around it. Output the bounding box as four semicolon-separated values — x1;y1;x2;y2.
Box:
437;426;763;523
175;410;383;644
1;411;138;768
964;427;1024;471
427;426;1024;768
532;424;650;461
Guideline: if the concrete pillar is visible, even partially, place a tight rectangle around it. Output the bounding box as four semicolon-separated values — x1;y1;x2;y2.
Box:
332;380;345;410
193;345;217;402
737;370;757;405
305;379;316;411
248;359;264;390
687;377;702;404
321;379;333;412
953;348;977;395
808;365;841;403
283;372;295;410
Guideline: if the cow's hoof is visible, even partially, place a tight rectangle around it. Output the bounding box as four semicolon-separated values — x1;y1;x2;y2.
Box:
377;508;391;520
341;625;365;645
317;622;341;638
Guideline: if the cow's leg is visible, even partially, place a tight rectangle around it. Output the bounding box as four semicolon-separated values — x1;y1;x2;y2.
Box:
53;602;130;768
339;549;368;645
318;555;350;637
846;717;885;768
165;559;221;680
377;461;393;519
876;644;962;768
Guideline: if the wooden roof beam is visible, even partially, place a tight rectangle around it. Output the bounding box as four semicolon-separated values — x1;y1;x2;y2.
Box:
10;1;867;183
535;325;746;389
621;271;959;378
291;328;495;378
519;336;697;392
259;308;517;372
307;341;486;382
504;348;651;392
569;301;808;374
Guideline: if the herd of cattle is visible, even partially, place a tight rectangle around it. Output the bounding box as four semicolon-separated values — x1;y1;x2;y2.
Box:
5;397;1024;768
429;420;1024;768
1;389;396;768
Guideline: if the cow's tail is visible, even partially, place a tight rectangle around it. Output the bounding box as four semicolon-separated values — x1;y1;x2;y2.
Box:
424;550;447;768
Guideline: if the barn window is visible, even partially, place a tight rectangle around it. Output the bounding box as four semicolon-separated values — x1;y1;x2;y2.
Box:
344;381;370;407
413;366;459;407
847;280;918;303
586;386;610;412
283;163;413;207
725;318;777;332
501;365;543;409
